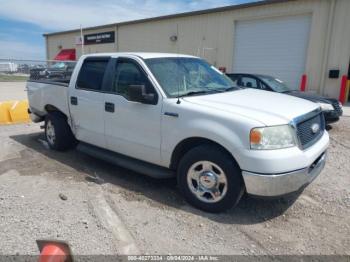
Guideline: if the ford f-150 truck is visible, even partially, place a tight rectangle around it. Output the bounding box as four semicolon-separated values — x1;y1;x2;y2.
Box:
27;53;329;212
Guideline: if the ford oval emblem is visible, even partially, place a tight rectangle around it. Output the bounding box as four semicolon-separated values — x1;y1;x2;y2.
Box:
311;123;320;134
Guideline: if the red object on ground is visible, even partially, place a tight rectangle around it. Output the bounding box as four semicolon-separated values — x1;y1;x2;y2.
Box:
300;74;307;92
38;243;69;262
54;49;76;61
339;75;348;105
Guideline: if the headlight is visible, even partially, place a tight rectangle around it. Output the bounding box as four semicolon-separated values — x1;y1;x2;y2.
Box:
250;125;297;150
317;102;334;111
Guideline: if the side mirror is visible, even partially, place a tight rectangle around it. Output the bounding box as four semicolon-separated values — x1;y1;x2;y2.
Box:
128;85;156;104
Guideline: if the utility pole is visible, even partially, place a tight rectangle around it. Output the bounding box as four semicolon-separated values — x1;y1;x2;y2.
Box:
80;25;85;55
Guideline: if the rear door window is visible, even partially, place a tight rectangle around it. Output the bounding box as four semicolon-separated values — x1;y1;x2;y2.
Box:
239;76;259;89
76;59;109;91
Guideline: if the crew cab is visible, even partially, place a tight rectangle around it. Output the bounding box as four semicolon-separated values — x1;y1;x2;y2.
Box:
27;53;329;212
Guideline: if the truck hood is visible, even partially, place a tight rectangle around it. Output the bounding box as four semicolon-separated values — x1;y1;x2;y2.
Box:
183;89;319;126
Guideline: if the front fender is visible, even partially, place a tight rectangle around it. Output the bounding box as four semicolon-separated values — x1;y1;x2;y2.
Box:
161;117;248;168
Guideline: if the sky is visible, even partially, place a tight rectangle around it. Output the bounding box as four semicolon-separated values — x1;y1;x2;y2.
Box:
0;0;258;60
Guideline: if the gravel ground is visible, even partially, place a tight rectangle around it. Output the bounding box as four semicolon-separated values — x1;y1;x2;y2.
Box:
0;124;121;255
0;116;349;256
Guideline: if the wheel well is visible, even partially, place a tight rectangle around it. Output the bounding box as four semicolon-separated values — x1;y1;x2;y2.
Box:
170;137;237;170
44;105;67;119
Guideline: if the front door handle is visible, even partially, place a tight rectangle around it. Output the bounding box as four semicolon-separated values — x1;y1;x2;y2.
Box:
70;96;78;105
105;102;115;113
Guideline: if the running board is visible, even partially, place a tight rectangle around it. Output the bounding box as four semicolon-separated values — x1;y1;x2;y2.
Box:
77;142;175;179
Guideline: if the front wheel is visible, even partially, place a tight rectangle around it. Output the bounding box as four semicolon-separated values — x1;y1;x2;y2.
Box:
177;145;244;213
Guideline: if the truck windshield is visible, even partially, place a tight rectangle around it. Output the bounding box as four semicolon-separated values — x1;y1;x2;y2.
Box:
145;57;237;97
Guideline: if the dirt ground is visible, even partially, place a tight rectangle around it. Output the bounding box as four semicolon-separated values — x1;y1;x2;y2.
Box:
0;114;349;256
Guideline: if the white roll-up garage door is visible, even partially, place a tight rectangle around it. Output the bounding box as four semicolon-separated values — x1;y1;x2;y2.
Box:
233;15;311;89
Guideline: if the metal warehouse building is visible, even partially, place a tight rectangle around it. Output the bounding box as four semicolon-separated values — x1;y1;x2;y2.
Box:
44;0;350;101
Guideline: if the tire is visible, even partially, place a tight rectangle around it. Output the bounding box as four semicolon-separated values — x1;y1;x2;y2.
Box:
177;145;244;213
45;112;77;151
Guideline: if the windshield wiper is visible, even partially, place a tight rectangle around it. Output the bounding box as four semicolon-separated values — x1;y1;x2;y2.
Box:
209;87;237;93
178;90;210;97
179;87;237;97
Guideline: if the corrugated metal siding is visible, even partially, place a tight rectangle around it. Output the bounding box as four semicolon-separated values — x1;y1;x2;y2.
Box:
45;0;350;98
117;0;317;74
232;14;311;89
47;26;116;61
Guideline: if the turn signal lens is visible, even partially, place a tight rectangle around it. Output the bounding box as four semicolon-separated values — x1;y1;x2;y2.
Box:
250;130;262;144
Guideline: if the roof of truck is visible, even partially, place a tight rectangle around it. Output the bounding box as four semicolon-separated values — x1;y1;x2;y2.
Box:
82;52;198;59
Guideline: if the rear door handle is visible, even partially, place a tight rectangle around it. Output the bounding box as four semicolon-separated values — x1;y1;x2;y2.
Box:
105;102;115;113
70;96;78;105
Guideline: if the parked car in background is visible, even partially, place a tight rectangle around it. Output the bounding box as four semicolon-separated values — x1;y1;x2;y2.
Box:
27;53;329;212
0;62;18;73
226;73;343;124
17;64;30;74
30;62;76;81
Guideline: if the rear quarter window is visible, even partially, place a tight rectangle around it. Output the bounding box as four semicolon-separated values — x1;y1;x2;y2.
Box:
76;59;109;91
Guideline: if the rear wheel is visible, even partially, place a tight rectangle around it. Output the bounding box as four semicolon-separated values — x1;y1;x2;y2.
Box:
177;145;244;213
45;112;77;151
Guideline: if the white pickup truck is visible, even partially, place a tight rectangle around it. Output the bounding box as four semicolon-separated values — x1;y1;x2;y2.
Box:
27;53;329;212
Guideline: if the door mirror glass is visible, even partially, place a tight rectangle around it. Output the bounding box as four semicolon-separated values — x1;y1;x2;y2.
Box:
128;85;156;104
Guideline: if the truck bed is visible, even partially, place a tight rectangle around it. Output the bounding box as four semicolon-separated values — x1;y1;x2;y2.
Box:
26;79;70;120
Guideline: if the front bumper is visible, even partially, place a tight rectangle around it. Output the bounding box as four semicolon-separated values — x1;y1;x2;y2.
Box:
323;110;342;124
242;152;326;197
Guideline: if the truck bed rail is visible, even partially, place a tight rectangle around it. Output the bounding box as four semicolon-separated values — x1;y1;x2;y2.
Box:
27;79;69;87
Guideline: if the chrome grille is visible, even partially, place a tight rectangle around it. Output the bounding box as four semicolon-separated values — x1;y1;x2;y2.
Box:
296;112;325;149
